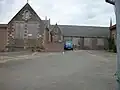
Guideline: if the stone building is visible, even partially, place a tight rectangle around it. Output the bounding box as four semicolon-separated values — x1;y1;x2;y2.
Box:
0;3;109;52
7;3;46;51
0;24;8;51
109;24;116;45
51;25;109;50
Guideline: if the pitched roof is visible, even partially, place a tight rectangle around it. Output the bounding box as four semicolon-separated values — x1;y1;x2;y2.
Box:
8;3;42;24
42;20;49;26
50;25;109;37
110;24;116;30
50;23;63;35
0;24;7;28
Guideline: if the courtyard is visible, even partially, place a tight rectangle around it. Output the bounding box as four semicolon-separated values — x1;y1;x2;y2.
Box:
0;50;117;90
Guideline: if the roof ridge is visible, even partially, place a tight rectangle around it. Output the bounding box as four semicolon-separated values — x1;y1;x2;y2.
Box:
57;25;108;28
8;3;42;24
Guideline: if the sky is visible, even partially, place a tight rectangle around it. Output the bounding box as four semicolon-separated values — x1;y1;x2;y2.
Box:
0;0;116;26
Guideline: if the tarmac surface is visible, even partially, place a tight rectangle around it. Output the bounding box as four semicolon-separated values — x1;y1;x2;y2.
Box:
0;50;117;90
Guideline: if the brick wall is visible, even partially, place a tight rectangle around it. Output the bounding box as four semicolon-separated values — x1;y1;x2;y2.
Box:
0;27;7;51
44;43;64;52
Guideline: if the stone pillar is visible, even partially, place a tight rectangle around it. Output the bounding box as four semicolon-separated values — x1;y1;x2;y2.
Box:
49;31;51;42
7;23;15;51
36;37;43;47
80;37;84;49
48;19;50;28
24;21;28;49
46;30;49;43
43;28;49;44
60;36;63;42
63;36;64;41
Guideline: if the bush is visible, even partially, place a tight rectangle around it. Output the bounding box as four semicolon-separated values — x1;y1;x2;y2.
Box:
108;37;117;53
108;37;113;50
112;38;117;53
113;44;117;53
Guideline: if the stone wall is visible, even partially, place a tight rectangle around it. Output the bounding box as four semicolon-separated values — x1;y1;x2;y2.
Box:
44;28;49;43
14;21;41;39
44;42;64;52
63;36;108;50
7;20;44;51
0;27;7;51
111;29;116;45
84;38;108;50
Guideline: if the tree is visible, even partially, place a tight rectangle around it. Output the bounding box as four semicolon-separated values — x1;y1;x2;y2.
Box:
108;37;117;53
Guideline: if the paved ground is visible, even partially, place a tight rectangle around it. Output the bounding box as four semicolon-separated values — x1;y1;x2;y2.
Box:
0;50;117;90
0;51;33;57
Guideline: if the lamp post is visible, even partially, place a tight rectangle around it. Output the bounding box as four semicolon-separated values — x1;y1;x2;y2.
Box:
106;0;120;90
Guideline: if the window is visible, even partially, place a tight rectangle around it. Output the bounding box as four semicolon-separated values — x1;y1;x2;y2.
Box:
24;31;28;33
24;34;27;37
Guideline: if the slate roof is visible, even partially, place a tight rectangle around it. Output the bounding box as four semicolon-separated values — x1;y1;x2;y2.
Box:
42;20;49;26
110;24;116;30
42;19;50;23
50;25;109;37
0;24;7;28
8;3;42;24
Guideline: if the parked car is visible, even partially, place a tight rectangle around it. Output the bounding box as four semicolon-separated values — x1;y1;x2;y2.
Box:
64;40;73;50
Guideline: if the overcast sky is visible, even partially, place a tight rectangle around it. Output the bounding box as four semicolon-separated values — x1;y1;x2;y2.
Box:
0;0;116;26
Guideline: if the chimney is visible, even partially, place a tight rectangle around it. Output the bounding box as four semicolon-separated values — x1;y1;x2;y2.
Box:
48;18;50;28
110;18;112;27
45;16;47;20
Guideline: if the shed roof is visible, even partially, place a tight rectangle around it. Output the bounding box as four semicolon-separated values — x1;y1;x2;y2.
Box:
0;24;7;28
110;24;116;30
50;25;109;37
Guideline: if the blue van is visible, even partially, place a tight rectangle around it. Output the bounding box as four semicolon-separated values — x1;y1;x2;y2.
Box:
64;40;73;50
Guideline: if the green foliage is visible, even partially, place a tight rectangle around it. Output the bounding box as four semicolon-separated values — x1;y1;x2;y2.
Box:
108;37;112;50
113;39;117;53
115;72;120;83
108;37;117;53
